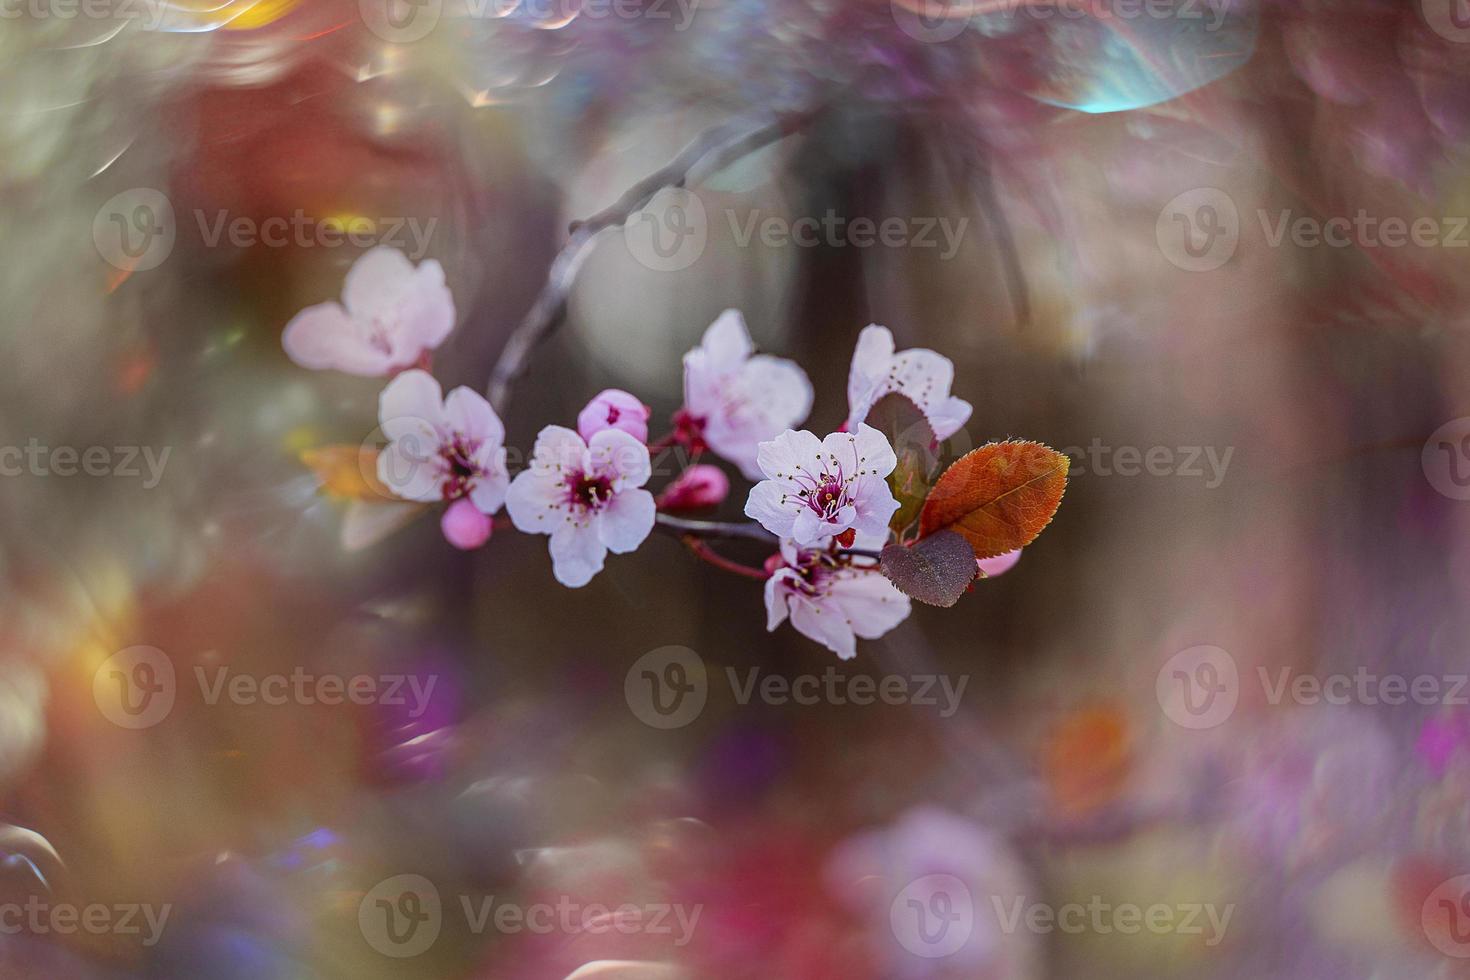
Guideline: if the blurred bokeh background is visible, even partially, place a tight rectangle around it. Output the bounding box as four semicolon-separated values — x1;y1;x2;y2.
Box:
4;0;1470;976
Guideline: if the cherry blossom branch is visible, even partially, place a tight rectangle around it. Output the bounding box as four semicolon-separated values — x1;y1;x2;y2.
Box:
654;513;774;542
486;104;822;414
681;536;771;580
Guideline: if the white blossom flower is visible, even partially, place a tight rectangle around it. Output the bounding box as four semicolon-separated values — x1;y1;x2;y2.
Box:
846;324;972;440
744;425;900;548
505;426;655;588
283;247;454;376
763;540;910;659
680;310;813;480
375;370;508;520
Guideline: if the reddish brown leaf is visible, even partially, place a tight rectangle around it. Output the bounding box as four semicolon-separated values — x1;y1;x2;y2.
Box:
917;441;1068;558
879;531;977;607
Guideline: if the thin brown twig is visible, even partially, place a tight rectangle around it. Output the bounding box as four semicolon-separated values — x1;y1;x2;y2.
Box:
682;536;771;580
486;105;822;414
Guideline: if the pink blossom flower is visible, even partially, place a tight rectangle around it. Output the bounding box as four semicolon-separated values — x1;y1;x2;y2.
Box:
441;497;492;550
505;426;655;588
656;463;730;511
744;425;900;548
577;388;650;444
846;324;972;440
375;371;509;524
681;310;813;480
282;247;454;377
976;548;1022;577
763;539;910;659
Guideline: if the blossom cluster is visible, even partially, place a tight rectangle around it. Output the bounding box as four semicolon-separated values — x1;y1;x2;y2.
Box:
285;247;1042;658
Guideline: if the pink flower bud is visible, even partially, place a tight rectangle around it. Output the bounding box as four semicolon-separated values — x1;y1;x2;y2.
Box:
976;548;1021;577
658;464;730;511
577;388;650;444
441;497;492;550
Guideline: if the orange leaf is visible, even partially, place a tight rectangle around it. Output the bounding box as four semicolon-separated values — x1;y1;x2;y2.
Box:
917;441;1068;558
300;445;393;501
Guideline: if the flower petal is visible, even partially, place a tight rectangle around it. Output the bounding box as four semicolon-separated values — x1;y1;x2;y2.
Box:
342;247;417;319
755;429;824;482
829;569;912;639
443;386;505;448
395;258;455;351
764;573;794;631
791;598;858;660
589;428;652;489
744;479;799;540
527;425;588;477
699;309;755;368
549;523;607;588
505;469;567;534
887;347;956;415
846;324;895;427
469;450;509;514
379;370;446;439
377;441;441;502
282;303;393;376
928;395;973;442
597;487;655;554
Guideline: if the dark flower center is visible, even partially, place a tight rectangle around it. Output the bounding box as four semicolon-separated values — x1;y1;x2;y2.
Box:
440;435;482;501
567;471;614;510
